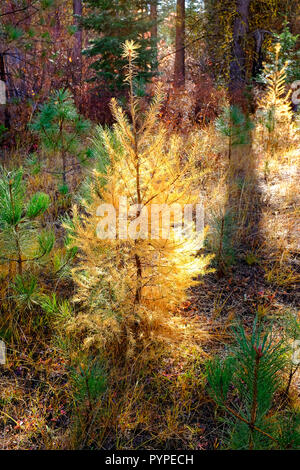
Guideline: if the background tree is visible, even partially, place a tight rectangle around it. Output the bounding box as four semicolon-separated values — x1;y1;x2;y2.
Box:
80;0;157;92
72;0;83;83
150;0;159;67
229;0;251;103
174;0;185;87
204;0;299;99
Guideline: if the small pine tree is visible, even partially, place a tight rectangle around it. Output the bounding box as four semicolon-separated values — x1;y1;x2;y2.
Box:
257;44;294;153
0;167;54;277
206;319;300;449
215;105;254;160
31;89;91;193
65;41;213;361
206;208;236;276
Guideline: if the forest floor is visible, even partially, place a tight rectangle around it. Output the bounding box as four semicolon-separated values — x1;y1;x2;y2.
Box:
0;138;299;450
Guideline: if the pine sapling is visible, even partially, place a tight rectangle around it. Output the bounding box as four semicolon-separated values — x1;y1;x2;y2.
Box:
215;105;254;160
0;167;54;277
257;44;293;154
206;319;290;449
31;89;91;193
65;41;213;360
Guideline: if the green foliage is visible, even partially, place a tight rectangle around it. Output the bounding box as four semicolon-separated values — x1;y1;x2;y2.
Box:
31;89;91;189
38;293;73;324
70;358;107;408
0;166;54;276
25;154;42;175
69;354;107;447
81;0;157;91
258;22;300;84
206;319;300;449
26;192;50;219
274;312;300;396
0;1;53;52
206;209;236;274
52;245;78;279
75;125;113;205
12;274;40;310
216;105;254;159
0;124;7;143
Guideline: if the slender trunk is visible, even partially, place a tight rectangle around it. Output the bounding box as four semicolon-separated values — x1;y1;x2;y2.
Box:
72;0;83;83
252;30;267;78
174;0;185;88
285;364;299;396
128;57;143;305
62;152;67;185
150;1;158;39
150;0;158;68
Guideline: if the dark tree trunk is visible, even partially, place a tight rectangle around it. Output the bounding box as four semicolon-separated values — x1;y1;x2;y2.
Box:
229;0;251;103
252;30;268;78
174;0;185;88
150;0;158;67
73;0;83;83
150;0;158;39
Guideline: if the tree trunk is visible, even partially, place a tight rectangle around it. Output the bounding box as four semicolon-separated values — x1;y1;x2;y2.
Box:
150;0;158;67
229;0;251;103
150;0;158;39
174;0;185;88
252;29;269;79
73;0;83;83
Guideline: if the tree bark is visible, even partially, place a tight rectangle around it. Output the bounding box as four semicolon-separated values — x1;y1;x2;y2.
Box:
72;0;83;83
229;0;251;103
252;29;269;78
150;0;158;39
150;0;158;69
174;0;185;88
